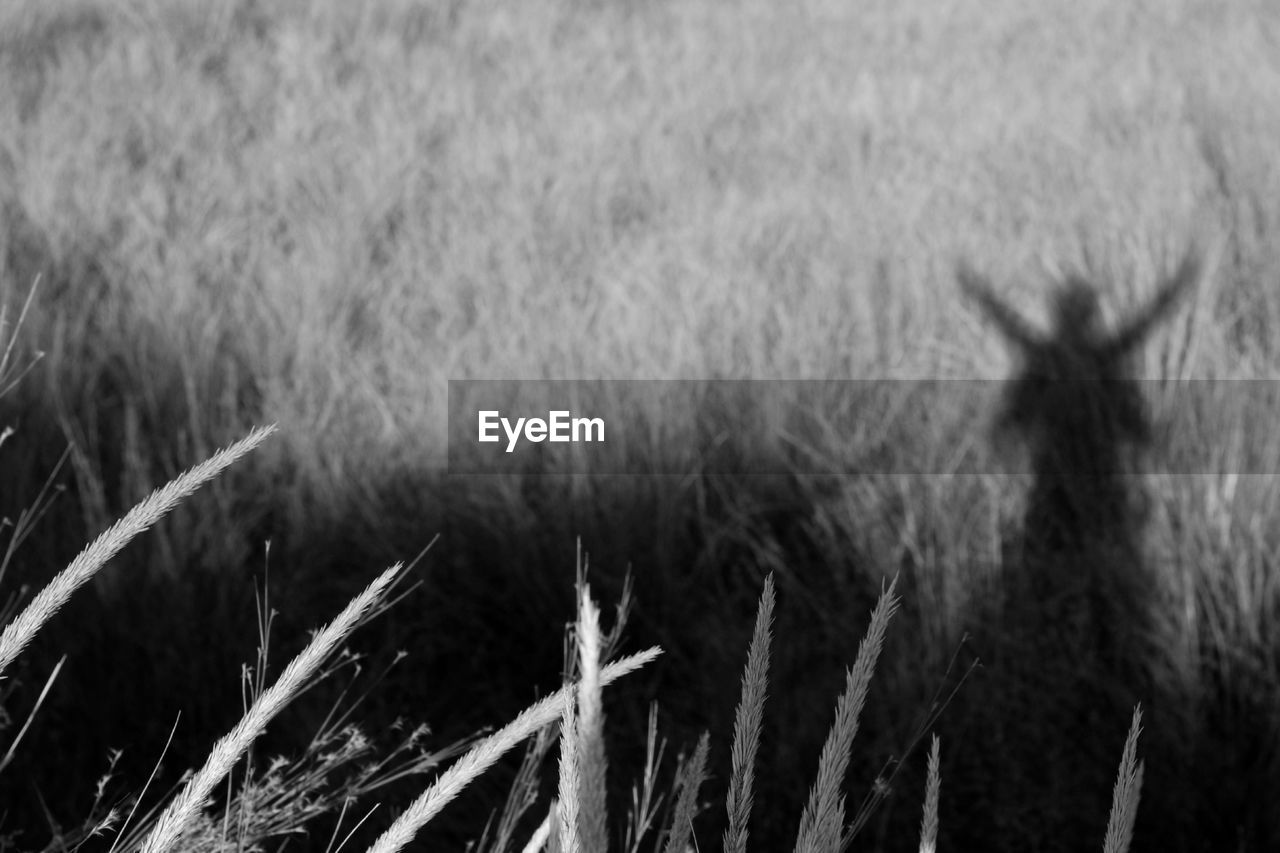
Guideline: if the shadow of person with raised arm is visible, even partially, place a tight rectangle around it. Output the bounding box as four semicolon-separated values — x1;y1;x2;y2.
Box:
954;253;1198;851
961;258;1196;566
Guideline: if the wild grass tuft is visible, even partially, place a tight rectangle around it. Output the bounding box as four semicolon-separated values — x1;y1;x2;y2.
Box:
365;647;661;853
621;705;668;853
723;573;775;853
1103;707;1145;853
0;422;460;852
556;690;583;853
0;423;277;677
793;577;900;853
918;735;940;853
574;586;610;852
135;563;402;853
662;733;709;853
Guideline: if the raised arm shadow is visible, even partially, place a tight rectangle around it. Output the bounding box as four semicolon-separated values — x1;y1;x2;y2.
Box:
957;263;1041;353
1108;253;1201;356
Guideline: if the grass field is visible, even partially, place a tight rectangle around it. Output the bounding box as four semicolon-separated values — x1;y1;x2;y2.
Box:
2;0;1280;850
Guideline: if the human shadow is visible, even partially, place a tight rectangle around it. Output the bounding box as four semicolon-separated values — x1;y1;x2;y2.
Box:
955;254;1198;849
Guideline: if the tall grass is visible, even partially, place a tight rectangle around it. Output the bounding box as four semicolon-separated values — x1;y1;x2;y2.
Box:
0;412;667;852
6;0;1277;533
2;0;1279;849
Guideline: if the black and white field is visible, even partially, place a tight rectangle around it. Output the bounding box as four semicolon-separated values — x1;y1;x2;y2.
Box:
1;3;1279;852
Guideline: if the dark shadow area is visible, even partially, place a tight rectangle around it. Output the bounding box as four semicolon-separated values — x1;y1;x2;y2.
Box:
948;256;1209;851
0;408;899;853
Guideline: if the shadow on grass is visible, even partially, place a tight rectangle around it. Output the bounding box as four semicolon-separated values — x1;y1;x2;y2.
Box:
946;256;1253;852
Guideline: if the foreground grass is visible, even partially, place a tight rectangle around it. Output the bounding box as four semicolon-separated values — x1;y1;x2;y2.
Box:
0;424;1154;852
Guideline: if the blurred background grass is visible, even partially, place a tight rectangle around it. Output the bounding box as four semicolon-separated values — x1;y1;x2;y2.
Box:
2;0;1280;850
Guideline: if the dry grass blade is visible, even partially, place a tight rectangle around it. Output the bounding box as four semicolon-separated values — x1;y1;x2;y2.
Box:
622;704;666;853
0;655;64;773
793;577;899;853
723;573;775;853
0;424;277;678
917;735;940;853
663;733;710;853
138;563;402;853
576;587;609;852
557;693;583;853
1102;706;1145;853
365;646;662;853
0;273;43;399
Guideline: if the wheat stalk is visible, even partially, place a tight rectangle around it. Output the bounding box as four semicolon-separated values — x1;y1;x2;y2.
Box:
723;573;775;853
917;735;940;853
575;586;609;852
793;577;899;853
663;733;709;853
557;692;583;853
0;424;277;677
139;563;402;853
365;646;661;853
1102;706;1144;853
